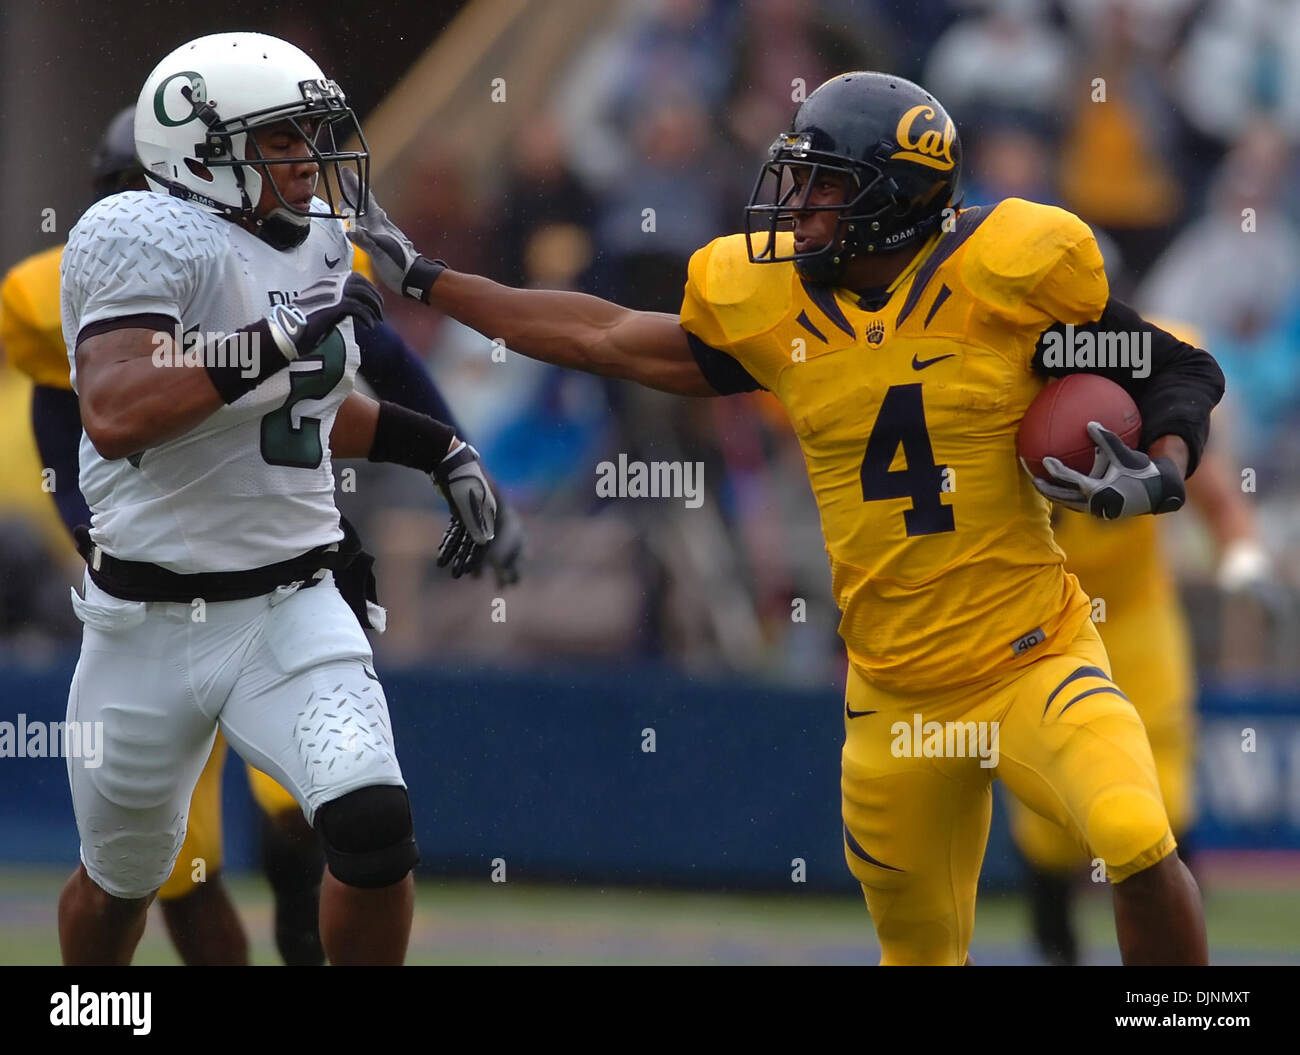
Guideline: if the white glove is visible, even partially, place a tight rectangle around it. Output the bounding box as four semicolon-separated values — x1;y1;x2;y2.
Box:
431;441;497;577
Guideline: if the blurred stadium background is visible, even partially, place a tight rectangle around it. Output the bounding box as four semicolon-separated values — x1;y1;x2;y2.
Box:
2;0;1299;964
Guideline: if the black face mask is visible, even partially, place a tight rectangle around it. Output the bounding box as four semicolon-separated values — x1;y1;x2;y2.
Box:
256;206;312;251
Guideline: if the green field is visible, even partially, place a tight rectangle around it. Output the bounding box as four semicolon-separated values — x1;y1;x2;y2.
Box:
2;858;1297;965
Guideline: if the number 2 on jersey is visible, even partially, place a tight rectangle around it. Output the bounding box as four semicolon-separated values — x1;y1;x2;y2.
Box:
859;382;955;536
260;329;347;469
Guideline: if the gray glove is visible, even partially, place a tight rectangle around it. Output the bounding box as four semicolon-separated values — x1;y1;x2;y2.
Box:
340;168;445;302
1030;421;1186;520
264;271;383;360
432;441;497;577
478;493;525;587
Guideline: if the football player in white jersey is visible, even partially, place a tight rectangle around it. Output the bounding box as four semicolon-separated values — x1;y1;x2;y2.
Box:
56;32;494;965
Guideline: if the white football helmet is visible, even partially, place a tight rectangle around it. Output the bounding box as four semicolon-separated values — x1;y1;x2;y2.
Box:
134;32;368;248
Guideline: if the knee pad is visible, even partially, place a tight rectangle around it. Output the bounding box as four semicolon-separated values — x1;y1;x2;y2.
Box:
314;785;418;888
85;826;186;901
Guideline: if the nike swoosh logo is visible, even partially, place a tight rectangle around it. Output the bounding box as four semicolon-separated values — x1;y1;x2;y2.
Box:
846;703;877;719
325;254;341;268
911;353;955;370
271;304;306;338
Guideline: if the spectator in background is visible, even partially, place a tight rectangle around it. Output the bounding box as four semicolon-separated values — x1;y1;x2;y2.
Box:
960;106;1126;272
725;0;886;161
959;107;1061;207
1174;0;1300;147
1140;120;1300;489
593;89;727;311
1054;0;1186;290
555;0;736;193
922;0;1072;127
491;113;595;291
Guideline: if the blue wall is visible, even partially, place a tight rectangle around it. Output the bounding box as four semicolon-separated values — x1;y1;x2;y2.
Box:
2;653;1297;892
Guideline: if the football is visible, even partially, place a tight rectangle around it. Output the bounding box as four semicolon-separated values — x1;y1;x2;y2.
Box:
1017;374;1142;479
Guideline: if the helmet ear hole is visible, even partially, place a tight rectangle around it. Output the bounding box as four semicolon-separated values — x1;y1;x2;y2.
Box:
184;157;215;183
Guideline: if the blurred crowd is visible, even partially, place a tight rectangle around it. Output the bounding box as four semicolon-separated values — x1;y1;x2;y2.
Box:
4;0;1300;683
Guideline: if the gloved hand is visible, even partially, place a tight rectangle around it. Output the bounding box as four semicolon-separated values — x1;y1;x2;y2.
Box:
1217;538;1295;621
339;168;445;302
1030;421;1186;520
266;271;384;360
477;491;525;587
432;440;497;578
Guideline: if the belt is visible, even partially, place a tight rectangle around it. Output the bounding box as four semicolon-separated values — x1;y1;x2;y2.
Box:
71;518;381;628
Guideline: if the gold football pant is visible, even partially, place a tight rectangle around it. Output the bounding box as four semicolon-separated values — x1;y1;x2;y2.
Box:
1010;599;1194;871
841;619;1175;965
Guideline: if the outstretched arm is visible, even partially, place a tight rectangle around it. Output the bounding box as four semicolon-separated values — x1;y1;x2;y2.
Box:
341;170;715;397
431;272;714;396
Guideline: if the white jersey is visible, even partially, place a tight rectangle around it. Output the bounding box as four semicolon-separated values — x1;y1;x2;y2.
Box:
61;190;359;573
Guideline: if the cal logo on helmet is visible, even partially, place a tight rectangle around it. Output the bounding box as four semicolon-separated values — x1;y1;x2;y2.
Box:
745;71;964;285
890;105;957;172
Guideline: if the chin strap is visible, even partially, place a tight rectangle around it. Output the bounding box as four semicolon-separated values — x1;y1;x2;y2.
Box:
258;207;312;250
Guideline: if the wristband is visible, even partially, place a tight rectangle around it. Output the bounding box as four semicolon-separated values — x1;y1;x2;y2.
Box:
407;257;448;303
368;400;456;472
203;319;294;404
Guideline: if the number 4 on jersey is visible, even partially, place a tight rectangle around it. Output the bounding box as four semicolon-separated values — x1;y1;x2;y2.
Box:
859;383;955;536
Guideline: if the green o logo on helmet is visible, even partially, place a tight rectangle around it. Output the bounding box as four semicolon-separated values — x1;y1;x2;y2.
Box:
153;71;207;127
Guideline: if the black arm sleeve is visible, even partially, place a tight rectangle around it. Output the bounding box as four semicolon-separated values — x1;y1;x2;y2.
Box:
685;332;765;395
30;384;90;540
1031;298;1225;476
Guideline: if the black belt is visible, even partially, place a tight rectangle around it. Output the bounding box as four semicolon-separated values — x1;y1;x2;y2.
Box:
72;517;381;628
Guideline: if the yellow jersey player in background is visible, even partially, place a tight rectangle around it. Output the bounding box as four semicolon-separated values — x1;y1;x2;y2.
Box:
345;72;1224;965
1015;321;1273;963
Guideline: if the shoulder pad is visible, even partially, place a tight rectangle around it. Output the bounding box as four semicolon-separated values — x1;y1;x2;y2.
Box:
67;191;228;265
960;198;1108;323
683;234;794;348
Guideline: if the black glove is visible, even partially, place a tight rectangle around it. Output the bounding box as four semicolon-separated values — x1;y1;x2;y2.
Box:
207;272;385;404
266;272;385;360
432;441;497;578
1030;421;1186;520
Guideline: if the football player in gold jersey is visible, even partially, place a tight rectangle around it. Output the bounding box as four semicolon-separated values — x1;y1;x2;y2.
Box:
344;72;1223;965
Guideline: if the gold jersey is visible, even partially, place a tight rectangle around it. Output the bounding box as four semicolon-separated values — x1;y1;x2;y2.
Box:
681;198;1111;691
1;245;69;389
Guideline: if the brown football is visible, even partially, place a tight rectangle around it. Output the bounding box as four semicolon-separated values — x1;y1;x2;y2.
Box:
1017;374;1142;479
